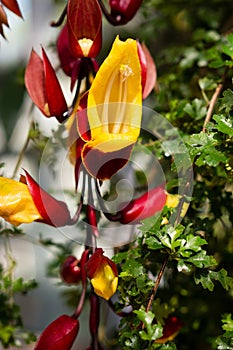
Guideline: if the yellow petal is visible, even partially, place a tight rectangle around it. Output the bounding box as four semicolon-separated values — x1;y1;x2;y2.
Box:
0;177;42;226
87;35;142;142
91;264;118;300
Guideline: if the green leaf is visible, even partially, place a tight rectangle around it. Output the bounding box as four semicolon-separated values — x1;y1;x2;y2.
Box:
219;89;233;114
222;314;233;332
213;114;233;136
120;259;145;278
198;77;217;91
183;99;207;120
194;268;233;291
187;251;216;268
134;309;163;341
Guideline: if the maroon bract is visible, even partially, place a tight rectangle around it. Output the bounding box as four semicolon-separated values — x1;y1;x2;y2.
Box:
25;48;68;122
34;314;79;350
67;0;102;58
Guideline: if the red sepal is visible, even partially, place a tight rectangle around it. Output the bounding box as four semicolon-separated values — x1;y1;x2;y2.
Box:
42;48;68;120
34;314;79;350
137;41;157;99
67;0;102;58
25;48;67;122
2;0;22;18
118;185;166;224
0;5;9;27
25;49;48;116
24;170;72;227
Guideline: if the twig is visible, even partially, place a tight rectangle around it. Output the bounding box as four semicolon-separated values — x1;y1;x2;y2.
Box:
202;82;223;132
146;254;169;312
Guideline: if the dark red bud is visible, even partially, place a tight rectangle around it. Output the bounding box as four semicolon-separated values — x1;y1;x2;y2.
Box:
34;314;79;350
109;0;143;24
60;256;82;284
118;185;166;224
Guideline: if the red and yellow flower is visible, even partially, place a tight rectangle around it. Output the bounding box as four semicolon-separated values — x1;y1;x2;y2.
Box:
0;171;72;227
85;248;118;300
71;35;142;180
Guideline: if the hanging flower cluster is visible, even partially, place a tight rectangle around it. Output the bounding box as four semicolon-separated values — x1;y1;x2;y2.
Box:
0;0;183;348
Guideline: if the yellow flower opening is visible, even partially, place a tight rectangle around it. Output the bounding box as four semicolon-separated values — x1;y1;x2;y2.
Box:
91;264;118;300
81;36;142;180
87;35;142;148
78;38;94;57
0;177;42;226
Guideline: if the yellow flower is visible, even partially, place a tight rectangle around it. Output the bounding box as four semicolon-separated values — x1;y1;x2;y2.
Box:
81;35;142;180
0;177;42;226
91;263;118;301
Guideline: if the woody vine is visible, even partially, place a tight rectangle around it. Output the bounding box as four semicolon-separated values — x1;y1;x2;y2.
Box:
0;1;233;350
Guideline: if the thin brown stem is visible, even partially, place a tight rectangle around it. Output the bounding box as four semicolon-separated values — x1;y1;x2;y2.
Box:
146;254;169;312
202;82;223;132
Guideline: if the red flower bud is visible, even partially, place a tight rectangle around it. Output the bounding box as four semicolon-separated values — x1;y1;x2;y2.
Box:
108;0;143;24
67;0;102;58
117;185;167;224
25;48;68;122
34;314;79;350
60;256;82;284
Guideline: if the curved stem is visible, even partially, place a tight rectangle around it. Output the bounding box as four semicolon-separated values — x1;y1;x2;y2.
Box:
202;82;223;132
50;4;67;27
146;254;169;313
202;68;228;132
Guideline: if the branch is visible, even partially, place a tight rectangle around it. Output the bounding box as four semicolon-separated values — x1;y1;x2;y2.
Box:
146;254;169;312
202;82;223;132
